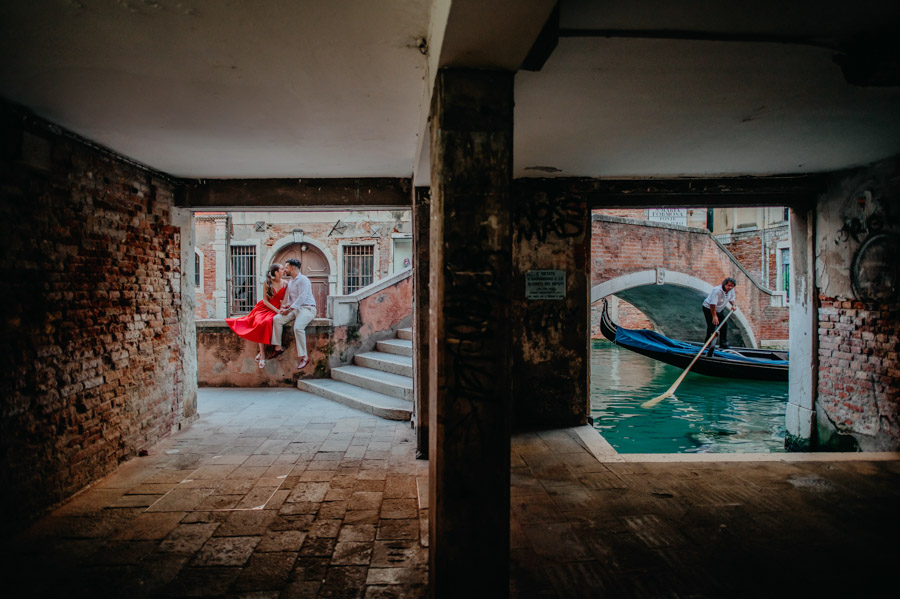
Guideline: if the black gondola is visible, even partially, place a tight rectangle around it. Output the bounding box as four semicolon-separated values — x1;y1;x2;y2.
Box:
599;301;789;382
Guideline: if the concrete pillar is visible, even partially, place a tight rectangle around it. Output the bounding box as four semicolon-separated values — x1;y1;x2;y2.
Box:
785;205;817;449
213;215;229;318
511;185;590;427
413;186;431;459
429;69;513;598
171;207;199;421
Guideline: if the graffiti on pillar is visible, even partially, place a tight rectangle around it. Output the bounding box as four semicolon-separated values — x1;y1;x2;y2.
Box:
442;245;511;437
517;194;584;243
522;301;566;334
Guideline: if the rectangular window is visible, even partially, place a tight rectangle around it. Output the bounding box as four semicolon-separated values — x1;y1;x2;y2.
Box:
194;252;201;287
343;245;374;294
231;245;256;313
780;248;791;301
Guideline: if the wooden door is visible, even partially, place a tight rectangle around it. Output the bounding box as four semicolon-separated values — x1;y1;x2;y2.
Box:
272;243;330;318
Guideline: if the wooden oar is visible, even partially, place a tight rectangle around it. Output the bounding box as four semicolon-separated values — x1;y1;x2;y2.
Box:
642;309;736;408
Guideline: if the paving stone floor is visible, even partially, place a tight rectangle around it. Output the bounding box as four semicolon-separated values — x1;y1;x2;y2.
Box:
5;389;429;599
5;388;900;598
510;428;900;598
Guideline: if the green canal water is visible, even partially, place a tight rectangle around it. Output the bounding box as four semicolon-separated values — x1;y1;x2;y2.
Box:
590;340;789;454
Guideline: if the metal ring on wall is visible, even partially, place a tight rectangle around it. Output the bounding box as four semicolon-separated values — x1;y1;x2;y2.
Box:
850;233;900;302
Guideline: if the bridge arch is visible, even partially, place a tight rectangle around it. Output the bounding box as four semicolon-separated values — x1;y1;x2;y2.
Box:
591;269;757;348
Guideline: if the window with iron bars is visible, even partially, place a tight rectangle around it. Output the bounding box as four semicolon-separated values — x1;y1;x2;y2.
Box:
230;245;257;314
343;244;374;294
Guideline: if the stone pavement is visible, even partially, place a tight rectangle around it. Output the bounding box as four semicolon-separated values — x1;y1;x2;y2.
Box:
5;389;429;598
510;428;900;598
5;388;900;598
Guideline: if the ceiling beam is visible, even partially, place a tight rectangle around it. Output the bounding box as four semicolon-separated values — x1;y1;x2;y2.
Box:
176;178;411;211
515;175;827;209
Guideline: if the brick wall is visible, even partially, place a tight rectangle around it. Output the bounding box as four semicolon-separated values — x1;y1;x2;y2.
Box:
817;299;900;450
591;217;789;344
0;106;192;533
591;298;654;338
720;226;789;290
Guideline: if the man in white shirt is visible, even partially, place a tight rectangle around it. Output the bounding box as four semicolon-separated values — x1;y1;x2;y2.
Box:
272;258;318;370
702;277;737;353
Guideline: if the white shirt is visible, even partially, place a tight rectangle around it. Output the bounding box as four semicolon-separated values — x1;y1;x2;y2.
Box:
703;285;735;312
284;273;317;311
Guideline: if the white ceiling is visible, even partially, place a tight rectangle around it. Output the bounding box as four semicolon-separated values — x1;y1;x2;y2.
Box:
1;0;899;181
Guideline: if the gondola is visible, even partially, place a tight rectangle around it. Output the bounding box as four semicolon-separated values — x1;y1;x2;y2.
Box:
599;301;789;382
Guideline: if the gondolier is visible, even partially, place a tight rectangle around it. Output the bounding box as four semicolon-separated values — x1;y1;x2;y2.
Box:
702;277;736;354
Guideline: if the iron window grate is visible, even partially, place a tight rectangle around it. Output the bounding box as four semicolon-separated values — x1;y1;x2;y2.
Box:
231;245;256;313
343;245;374;294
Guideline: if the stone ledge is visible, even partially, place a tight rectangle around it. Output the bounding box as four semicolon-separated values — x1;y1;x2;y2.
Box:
197;318;333;330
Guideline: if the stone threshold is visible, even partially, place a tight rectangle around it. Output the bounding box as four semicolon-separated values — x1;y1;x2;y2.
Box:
570;424;900;463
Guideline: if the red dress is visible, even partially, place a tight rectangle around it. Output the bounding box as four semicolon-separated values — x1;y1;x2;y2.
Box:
225;286;286;344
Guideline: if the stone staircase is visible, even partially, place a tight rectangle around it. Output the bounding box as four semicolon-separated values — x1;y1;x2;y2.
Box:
298;327;413;420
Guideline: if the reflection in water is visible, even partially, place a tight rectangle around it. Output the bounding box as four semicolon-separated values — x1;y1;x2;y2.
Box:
590;340;788;454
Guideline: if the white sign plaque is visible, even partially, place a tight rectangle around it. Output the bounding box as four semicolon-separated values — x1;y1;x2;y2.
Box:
526;270;566;300
648;208;687;226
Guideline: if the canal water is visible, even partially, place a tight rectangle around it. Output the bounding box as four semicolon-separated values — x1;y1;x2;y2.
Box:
590;340;789;454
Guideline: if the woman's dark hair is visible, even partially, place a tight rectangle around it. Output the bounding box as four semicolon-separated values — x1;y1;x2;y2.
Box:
723;277;737;287
264;263;282;298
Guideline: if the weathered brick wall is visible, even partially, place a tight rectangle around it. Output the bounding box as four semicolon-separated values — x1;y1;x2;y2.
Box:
817;299;899;450
195;235;217;319
0;106;192;532
591;217;789;344
719;226;789;290
724;233;763;281
590;298;654;338
814;155;900;450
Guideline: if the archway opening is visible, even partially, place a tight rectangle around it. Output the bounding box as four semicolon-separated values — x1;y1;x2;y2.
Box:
588;205;797;454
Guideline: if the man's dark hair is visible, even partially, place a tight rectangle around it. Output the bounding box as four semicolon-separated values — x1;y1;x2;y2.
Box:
723;277;737;287
286;258;302;269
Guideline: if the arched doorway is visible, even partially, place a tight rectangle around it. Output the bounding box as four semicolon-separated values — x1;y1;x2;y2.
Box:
272;243;330;318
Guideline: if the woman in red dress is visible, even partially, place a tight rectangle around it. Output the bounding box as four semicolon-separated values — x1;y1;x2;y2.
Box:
226;263;286;368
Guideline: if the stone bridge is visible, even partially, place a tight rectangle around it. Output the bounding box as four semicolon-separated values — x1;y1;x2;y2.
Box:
591;215;789;348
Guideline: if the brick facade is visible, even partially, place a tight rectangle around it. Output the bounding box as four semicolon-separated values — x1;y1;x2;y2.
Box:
719;225;790;291
193;211;411;320
0;108;193;533
590;217;790;344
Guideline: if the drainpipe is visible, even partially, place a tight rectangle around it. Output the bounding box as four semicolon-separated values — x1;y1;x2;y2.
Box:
761;207;767;288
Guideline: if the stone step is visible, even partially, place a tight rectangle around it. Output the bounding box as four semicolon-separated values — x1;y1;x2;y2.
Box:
297;379;411;421
376;338;413;357
396;327;413;341
331;365;413;401
354;351;413;377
